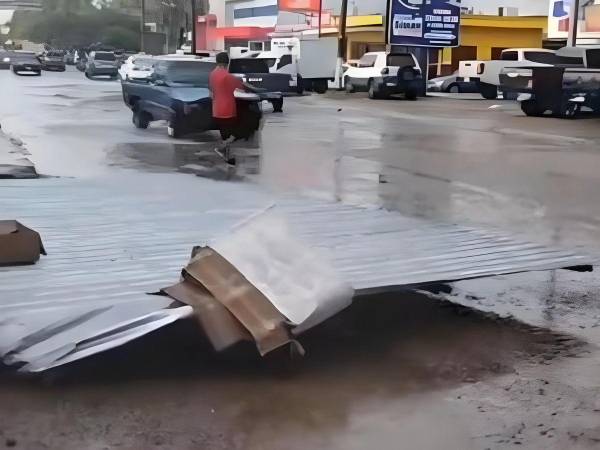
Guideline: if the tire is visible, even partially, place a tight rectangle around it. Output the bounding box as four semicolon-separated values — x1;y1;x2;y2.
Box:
271;99;284;113
313;79;328;94
296;75;304;95
405;89;418;101
167;121;183;138
368;80;379;99
558;101;580;119
480;83;498;100
132;109;150;129
446;83;461;94
344;77;355;93
85;72;92;79
520;99;544;117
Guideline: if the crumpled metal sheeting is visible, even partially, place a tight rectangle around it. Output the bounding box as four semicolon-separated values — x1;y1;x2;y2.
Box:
0;176;595;372
0;175;268;372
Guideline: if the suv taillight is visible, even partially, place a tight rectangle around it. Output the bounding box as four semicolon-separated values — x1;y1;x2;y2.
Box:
477;63;485;75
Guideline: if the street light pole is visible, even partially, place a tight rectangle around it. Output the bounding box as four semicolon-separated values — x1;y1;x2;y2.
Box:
568;0;580;47
140;0;146;52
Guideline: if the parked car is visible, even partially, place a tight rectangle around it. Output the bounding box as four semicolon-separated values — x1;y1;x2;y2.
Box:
121;58;262;139
85;51;118;79
460;48;557;99
11;52;42;76
343;52;422;100
427;71;479;93
40;50;66;71
118;54;154;81
499;46;600;118
64;50;76;65
0;49;12;70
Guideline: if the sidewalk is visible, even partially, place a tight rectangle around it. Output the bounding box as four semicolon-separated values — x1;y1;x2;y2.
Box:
0;126;38;178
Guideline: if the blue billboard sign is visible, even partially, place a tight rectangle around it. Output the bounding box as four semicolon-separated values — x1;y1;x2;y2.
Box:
387;0;461;48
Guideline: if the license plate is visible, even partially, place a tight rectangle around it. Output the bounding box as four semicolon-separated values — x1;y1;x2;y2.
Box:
248;78;262;82
25;66;32;70
386;83;396;87
464;77;470;82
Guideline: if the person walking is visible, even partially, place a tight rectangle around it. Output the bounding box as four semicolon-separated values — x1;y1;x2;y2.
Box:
209;52;244;164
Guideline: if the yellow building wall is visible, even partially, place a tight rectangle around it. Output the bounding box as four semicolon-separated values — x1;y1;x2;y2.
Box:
345;31;386;59
460;26;544;60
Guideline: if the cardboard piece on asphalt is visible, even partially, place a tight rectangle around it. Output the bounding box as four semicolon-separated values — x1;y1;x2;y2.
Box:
161;275;252;352
161;211;354;357
183;247;296;355
0;220;46;266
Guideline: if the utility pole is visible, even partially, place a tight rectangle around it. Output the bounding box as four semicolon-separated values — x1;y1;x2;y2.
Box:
140;0;146;52
338;0;348;60
568;0;580;47
191;0;196;54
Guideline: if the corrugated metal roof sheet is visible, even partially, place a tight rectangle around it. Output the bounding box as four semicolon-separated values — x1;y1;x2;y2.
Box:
0;175;595;371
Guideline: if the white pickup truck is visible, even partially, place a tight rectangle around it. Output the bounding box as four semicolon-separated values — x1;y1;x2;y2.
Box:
459;48;557;99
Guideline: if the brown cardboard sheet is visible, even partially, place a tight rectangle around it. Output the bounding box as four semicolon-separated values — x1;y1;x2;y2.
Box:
0;220;46;266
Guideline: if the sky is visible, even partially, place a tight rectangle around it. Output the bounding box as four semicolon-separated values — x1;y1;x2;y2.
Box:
1;1;550;26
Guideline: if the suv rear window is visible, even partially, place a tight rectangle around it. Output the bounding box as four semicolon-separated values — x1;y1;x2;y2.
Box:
358;54;377;68
160;60;215;86
14;53;38;63
387;54;415;68
95;52;116;61
523;52;559;64
501;51;519;61
229;58;270;74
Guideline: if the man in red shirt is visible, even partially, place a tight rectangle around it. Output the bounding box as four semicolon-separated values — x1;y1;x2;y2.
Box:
209;52;244;162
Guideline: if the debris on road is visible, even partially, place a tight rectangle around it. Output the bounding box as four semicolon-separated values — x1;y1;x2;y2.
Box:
161;212;353;355
0;129;38;179
0;176;596;372
0;221;46;266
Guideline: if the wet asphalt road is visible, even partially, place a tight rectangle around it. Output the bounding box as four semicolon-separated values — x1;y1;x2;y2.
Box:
1;67;600;449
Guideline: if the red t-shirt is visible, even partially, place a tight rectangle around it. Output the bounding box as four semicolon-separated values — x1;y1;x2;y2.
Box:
209;66;244;119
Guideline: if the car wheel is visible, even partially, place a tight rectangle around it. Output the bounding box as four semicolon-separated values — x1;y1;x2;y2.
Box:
296;75;304;95
132;110;150;129
446;83;460;94
520;99;544;117
313;79;328;94
405;89;418;101
480;83;498;100
271;98;284;113
85;72;92;79
344;77;355;93
558;101;581;119
167;121;183;138
368;80;379;99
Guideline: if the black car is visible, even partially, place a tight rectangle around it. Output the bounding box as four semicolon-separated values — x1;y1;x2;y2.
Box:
121;58;262;139
41;51;66;71
11;52;42;76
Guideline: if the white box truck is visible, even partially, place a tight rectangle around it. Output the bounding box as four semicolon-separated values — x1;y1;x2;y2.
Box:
258;36;338;94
